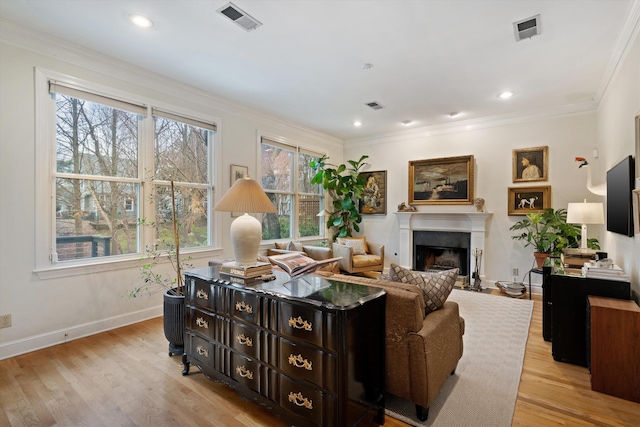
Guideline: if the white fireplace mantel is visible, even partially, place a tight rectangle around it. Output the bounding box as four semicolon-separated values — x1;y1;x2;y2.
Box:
395;211;493;277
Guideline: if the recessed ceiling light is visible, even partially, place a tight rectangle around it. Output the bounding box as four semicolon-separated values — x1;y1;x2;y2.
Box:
401;120;413;126
448;112;460;118
498;91;513;99
362;63;373;70
129;14;154;28
353;121;362;127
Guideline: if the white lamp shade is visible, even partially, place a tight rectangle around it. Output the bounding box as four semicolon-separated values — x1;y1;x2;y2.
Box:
566;201;604;224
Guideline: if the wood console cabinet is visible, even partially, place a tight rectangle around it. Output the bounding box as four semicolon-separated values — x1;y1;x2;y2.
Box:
588;296;640;403
182;267;386;427
542;267;630;366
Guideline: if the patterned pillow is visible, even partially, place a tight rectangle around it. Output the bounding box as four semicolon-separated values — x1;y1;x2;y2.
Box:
345;239;367;255
388;263;459;314
337;237;369;253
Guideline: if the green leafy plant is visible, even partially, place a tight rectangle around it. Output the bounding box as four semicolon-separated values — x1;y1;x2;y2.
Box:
128;181;192;298
510;208;600;255
310;155;368;241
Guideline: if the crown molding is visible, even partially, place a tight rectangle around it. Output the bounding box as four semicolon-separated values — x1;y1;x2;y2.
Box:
0;18;343;149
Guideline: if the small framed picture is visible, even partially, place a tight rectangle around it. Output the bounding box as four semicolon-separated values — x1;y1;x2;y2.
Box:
512;146;548;183
230;164;249;183
508;186;551;216
409;155;474;205
359;170;387;215
633;189;640;235
635;112;639;181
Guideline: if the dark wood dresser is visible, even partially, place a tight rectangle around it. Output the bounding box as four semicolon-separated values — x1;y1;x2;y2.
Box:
182;267;386;427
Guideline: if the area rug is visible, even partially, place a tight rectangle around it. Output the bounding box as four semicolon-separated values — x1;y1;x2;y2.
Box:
385;289;534;426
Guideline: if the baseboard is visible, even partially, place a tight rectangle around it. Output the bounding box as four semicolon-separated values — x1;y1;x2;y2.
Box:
0;306;162;360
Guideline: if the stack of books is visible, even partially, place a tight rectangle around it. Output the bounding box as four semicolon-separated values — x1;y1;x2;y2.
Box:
220;261;272;279
582;263;630;282
562;249;595;268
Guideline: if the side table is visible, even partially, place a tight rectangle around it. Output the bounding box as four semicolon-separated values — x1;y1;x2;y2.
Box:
526;268;543;300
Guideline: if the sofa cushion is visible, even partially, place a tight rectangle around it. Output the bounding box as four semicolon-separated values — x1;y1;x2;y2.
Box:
286;241;304;252
303;245;332;260
352;254;382;267
274;241;289;250
337;236;369;253
389;264;459;314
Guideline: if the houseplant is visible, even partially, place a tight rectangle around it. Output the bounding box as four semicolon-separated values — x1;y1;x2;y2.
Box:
510;207;600;268
310;155;368;241
128;181;191;356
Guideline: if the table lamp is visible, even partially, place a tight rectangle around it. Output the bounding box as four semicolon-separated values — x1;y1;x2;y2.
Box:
566;199;604;250
213;176;277;266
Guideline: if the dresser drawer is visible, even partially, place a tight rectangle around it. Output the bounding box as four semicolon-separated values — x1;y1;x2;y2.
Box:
280;374;335;426
230;321;259;359
189;278;216;311
280;339;335;392
280;302;324;347
231;289;260;325
187;308;215;341
187;333;216;369
229;351;261;393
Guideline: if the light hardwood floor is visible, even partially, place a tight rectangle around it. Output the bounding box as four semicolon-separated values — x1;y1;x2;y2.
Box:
1;293;639;426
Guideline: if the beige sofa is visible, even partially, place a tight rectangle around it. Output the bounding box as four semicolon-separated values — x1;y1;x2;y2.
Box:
266;243;333;260
328;273;465;421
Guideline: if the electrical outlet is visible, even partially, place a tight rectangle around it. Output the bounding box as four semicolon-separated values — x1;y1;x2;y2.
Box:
512;267;519;277
0;314;11;329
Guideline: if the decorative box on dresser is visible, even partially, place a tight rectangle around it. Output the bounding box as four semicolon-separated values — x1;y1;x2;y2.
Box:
588;296;640;403
182;267;387;427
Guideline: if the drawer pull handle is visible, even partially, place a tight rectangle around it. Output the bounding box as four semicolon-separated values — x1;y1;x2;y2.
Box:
289;316;312;331
288;354;313;371
195;317;209;329
196;289;209;300
288;392;313;410
196;345;209;357
236;333;254;347
235;301;253;314
235;365;254;380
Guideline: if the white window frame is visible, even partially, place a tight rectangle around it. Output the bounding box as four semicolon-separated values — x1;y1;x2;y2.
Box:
34;69;222;278
258;134;326;243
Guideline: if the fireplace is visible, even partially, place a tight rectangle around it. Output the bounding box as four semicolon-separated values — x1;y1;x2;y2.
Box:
395;211;492;280
413;231;470;278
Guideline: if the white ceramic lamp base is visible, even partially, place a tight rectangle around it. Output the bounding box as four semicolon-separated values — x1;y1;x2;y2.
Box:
230;213;262;266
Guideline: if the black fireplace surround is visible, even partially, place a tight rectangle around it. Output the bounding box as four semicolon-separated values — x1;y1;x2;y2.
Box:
413;230;470;277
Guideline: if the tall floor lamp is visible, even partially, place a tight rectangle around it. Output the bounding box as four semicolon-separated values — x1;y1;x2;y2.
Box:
213;176;277;266
566;199;604;250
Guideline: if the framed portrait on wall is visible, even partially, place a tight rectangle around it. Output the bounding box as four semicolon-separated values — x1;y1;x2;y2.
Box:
359;170;387;215
512;146;548;183
508;186;551;216
408;155;474;205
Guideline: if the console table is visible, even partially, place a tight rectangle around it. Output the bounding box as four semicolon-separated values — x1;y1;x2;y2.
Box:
542;267;630;366
182;267;386;427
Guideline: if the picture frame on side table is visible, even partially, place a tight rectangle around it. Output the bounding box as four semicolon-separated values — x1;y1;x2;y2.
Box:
359;170;387;215
409;155;474;205
513;146;548;183
508;186;551;216
633;189;640;235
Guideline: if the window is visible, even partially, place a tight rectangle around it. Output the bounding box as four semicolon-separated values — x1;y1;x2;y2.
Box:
260;138;324;241
47;78;215;265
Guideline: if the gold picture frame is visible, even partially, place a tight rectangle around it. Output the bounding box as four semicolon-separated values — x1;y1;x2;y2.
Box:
409;155;474;205
512;146;548;183
508;186;551;216
359;170;387;215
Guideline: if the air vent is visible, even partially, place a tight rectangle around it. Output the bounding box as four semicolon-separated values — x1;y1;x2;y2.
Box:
513;14;541;41
217;2;262;32
366;101;384;110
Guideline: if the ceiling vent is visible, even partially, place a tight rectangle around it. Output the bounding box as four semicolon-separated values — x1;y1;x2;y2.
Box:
366;101;384;110
513;14;541;41
217;2;262;32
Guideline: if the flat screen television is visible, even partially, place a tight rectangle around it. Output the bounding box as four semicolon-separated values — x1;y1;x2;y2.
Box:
606;155;635;237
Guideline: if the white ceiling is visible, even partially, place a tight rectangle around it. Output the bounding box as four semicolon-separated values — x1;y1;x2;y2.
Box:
1;0;637;141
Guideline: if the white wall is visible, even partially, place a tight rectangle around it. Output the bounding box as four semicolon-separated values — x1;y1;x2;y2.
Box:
0;34;342;359
344;114;599;288
596;28;640;300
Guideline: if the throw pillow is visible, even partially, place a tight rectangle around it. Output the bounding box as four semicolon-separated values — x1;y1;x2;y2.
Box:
286;241;304;252
336;236;369;253
274;242;288;250
388;263;459;314
345;239;367;255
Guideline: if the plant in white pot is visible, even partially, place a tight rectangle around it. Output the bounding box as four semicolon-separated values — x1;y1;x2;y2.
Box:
128;181;191;356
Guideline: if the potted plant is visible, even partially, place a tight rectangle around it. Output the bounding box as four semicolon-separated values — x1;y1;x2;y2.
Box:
510;208;600;268
128;181;191;356
310;155;368;241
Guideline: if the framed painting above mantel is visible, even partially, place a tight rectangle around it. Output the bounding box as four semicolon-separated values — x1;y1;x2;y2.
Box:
409;155;474;205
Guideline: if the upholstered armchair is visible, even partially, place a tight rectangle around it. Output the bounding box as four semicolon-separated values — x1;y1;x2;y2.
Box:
331;237;384;273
